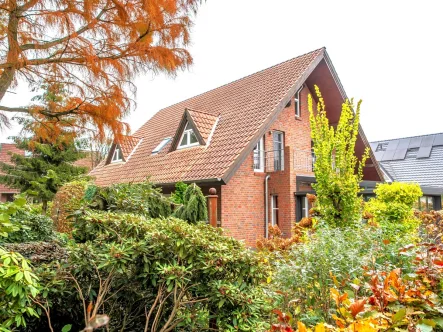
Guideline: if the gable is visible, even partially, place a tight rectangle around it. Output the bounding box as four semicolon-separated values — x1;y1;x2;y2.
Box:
105;135;142;165
169;108;219;151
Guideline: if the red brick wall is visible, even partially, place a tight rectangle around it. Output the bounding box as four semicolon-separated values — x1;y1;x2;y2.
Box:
221;153;266;247
221;85;317;246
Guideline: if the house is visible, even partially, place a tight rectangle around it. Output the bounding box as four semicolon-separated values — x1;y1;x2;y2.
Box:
370;133;443;211
0;143;100;202
90;47;383;246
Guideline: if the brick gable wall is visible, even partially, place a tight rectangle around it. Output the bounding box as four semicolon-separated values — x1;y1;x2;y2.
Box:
220;86;317;247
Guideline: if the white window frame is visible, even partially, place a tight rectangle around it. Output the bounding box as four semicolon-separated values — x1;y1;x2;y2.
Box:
301;196;309;218
111;145;122;163
271;195;279;226
295;86;302;118
178;122;199;149
273;131;284;171
253;136;265;172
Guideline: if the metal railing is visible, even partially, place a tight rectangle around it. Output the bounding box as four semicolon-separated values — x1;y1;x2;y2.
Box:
293;149;315;172
253;149;285;172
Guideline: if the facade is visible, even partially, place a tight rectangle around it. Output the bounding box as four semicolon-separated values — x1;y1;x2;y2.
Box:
370;133;443;211
90;47;383;246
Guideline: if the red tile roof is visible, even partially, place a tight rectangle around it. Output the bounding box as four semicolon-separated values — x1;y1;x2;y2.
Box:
90;48;326;186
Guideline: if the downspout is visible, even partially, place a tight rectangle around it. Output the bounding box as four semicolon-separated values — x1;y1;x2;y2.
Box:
265;175;271;238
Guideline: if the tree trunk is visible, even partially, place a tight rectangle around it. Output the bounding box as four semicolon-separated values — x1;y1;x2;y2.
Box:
42;200;48;214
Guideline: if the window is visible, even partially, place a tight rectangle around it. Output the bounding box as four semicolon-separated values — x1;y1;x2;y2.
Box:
271;195;279;226
273;131;284;171
111;145;122;162
375;143;388;152
178;122;199;149
152;137;171;155
416;196;435;211
253;136;265;172
296;195;311;222
295;86;302;117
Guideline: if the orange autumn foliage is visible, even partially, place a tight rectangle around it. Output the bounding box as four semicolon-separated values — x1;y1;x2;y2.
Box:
0;0;202;141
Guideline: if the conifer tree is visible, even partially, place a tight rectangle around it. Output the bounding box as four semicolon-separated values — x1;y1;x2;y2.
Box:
174;183;207;223
0;137;87;213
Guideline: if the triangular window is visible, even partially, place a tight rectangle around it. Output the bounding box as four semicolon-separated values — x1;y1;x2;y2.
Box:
178;122;199;149
111;145;123;162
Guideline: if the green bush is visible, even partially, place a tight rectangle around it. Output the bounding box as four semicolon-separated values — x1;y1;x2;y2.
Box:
0;248;40;330
365;182;422;243
14;209;269;331
4;207;55;243
268;225;414;326
171;181;188;204
69;210;269;331
96;180;172;218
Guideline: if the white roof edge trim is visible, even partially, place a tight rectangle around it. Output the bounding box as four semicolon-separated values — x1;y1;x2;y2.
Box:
205;116;220;148
125;138;143;162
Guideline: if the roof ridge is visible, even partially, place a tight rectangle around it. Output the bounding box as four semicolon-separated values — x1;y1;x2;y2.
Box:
186;108;219;117
155;47;325;113
371;132;443;144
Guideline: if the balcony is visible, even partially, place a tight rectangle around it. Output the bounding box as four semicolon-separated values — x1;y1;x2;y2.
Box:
253;149;284;172
293;149;315;172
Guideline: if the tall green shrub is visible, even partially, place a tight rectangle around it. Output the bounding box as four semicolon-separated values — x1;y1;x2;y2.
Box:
97;180;172;218
174;183;207;223
365;182;422;242
308;85;369;227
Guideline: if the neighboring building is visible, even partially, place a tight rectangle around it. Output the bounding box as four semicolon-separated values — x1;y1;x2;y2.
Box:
0;143;99;202
370;133;443;211
0;143;24;202
90;47;383;246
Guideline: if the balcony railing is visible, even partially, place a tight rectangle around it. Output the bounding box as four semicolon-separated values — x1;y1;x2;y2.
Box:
253;149;284;172
293;149;315;172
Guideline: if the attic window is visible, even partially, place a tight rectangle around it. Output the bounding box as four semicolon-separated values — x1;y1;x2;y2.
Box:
111;145;123;163
152;137;171;155
375;143;388;152
178;122;199;149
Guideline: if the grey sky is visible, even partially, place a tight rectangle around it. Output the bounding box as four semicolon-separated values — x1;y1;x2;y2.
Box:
2;0;442;142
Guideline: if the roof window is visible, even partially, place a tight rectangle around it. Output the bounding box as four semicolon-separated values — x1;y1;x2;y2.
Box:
152;137;171;155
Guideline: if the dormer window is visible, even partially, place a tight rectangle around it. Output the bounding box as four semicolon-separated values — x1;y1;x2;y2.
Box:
178;122;199;149
111;145;123;162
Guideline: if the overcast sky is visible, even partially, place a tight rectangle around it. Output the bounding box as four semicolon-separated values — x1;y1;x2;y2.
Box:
2;0;442;142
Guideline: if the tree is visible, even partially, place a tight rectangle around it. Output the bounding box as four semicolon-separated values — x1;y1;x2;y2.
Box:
0;0;202;140
308;85;369;227
0;137;87;213
171;181;188;204
174;183;207;223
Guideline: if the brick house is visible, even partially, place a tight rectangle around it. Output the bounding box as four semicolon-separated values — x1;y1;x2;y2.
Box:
90;47;383;246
